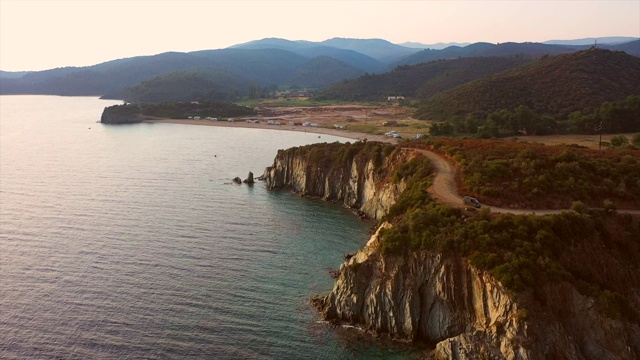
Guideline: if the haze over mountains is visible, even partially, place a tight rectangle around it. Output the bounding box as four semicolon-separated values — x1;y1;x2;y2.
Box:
0;36;638;104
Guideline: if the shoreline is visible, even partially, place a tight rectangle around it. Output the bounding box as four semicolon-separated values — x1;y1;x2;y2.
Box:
142;118;398;144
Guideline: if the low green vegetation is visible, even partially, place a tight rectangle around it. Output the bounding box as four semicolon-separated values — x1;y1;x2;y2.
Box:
408;138;640;209
344;124;381;135
278;141;397;177
424;96;640;138
259;99;360;107
377;151;639;321
103;100;255;122
415;49;640;137
316;56;531;102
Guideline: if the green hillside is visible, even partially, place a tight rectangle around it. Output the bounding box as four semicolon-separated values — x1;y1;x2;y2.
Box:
0;48;365;98
316;56;531;102
415;49;640;124
111;71;250;103
101;100;255;124
288;56;365;89
377;140;640;322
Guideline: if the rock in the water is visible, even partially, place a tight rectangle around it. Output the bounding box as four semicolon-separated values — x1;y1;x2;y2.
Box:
243;171;255;184
232;177;242;184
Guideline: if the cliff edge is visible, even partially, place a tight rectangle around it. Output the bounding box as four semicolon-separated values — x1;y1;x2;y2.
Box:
312;224;530;359
263;141;640;359
313;225;640;359
262;141;413;221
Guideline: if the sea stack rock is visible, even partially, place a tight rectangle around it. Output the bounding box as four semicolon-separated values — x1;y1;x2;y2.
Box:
232;177;242;184
243;172;255;185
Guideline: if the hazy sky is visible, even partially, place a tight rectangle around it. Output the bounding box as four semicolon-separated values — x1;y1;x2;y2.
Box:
1;0;639;71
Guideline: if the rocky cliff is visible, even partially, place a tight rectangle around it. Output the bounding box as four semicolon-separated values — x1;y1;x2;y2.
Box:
312;223;640;360
262;142;413;221
313;224;531;359
263;142;639;359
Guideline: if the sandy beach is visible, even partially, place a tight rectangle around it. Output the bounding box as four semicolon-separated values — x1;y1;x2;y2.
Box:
142;118;395;143
141;104;410;144
141;104;634;150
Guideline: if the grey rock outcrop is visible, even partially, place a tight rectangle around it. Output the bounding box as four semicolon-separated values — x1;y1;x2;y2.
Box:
262;145;411;221
313;223;640;360
313;224;530;359
243;172;255;184
263;142;640;358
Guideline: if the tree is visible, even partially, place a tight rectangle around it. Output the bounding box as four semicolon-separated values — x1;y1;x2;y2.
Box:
513;105;536;135
430;122;453;136
535;115;558;135
568;111;586;133
603;199;616;214
464;113;480;134
610;135;629;148
248;82;259;99
571;201;587;214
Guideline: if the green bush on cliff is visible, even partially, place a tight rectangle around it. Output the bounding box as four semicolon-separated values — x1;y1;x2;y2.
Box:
378;157;640;319
104;103;141;117
407;138;640;209
139;100;255;119
282;141;397;178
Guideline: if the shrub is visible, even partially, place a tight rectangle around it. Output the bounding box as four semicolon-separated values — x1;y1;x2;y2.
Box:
603;199;616;213
571;201;587;213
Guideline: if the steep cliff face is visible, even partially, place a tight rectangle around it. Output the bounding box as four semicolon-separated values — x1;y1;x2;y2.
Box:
313;223;530;359
263;142;639;358
313;224;640;360
262;143;413;221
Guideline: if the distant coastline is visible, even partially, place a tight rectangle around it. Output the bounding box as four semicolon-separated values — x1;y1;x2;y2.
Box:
142;118;397;144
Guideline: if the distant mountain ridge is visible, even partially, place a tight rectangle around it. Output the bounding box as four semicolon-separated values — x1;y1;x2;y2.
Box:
231;37;420;64
1;37;638;101
543;36;639;46
399;41;471;49
395;40;640;66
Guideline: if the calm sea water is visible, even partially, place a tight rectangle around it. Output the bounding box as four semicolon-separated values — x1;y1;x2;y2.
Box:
0;96;417;359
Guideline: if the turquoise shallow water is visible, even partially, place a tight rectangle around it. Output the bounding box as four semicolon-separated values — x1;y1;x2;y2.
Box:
0;96;417;359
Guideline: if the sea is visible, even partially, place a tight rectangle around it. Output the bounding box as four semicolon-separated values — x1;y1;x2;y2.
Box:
0;96;419;359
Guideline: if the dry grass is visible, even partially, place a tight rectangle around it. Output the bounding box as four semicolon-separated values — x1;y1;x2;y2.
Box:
508;133;635;149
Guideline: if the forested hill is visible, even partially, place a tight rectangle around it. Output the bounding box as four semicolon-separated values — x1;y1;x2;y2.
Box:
315;56;532;102
396;40;640;66
415;48;640;121
0;48;366;99
1;38;638;101
112;71;251;104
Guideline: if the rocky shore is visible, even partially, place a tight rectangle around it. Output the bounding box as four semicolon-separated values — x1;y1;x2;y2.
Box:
262;141;640;360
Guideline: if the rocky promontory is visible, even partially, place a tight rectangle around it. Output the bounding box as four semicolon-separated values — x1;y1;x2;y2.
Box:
262;141;413;221
313;224;640;359
263;141;640;359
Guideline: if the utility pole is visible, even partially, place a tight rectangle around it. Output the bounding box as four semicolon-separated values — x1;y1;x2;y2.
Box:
598;120;603;150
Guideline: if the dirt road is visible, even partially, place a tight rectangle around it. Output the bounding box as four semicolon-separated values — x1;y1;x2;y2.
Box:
414;149;640;216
